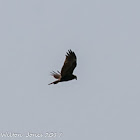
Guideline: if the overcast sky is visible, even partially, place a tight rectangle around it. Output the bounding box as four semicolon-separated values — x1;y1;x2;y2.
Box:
0;0;140;140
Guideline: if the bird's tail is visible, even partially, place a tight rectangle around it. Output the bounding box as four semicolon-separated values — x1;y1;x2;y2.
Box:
48;80;60;85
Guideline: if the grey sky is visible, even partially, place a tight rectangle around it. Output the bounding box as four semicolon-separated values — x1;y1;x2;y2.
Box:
0;0;140;140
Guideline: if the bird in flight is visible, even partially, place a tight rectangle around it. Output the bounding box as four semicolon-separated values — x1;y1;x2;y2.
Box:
48;50;77;85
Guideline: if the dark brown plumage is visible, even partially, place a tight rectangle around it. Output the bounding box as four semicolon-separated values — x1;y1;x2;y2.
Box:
48;50;77;85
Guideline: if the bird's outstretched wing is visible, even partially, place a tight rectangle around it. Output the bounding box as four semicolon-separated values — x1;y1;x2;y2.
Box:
61;50;77;77
50;71;61;79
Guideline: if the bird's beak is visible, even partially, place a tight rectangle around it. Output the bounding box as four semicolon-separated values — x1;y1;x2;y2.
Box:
75;77;77;80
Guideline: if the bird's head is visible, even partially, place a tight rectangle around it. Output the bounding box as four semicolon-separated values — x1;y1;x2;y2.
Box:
73;75;77;80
